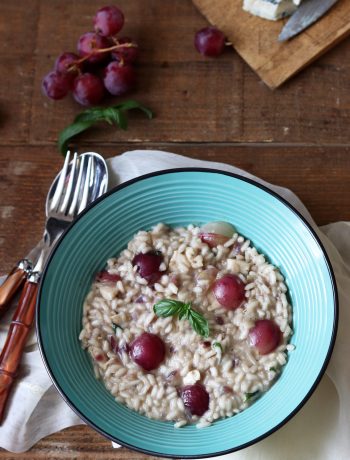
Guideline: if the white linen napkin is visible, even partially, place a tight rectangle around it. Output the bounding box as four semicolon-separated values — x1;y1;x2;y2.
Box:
0;150;349;458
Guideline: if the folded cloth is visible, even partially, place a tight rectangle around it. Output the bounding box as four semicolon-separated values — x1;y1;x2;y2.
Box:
0;150;349;458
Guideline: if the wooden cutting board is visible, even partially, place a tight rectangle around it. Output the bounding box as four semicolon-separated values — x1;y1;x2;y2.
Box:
192;0;350;88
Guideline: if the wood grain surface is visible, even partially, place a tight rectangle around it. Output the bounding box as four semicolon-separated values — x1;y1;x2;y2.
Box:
193;0;350;88
0;0;350;458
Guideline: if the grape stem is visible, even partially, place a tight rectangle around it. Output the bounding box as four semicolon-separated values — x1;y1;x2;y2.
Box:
67;42;137;71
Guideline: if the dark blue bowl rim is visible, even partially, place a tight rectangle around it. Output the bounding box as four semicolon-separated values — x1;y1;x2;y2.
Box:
36;167;339;459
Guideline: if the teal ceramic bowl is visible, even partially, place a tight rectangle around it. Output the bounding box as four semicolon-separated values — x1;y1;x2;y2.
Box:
37;169;338;458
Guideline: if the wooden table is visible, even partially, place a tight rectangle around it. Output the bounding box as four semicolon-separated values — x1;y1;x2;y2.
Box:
0;0;349;458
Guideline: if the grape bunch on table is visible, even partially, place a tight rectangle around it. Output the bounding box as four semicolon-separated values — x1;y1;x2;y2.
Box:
42;5;138;106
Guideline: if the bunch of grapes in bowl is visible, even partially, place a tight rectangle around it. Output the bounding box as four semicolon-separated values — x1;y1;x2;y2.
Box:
42;5;139;106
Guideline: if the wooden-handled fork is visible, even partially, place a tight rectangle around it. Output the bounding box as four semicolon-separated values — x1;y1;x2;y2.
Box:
0;151;108;422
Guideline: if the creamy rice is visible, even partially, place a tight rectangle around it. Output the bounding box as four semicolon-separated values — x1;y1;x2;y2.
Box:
80;223;293;427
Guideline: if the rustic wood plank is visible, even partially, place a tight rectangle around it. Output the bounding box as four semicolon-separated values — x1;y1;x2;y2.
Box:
0;1;39;142
1;0;350;145
0;425;161;459
0;57;36;143
0;1;39;56
30;0;243;145
15;0;348;145
1;144;349;275
193;0;350;88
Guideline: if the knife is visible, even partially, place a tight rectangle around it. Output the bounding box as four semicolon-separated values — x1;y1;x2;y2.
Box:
278;0;339;42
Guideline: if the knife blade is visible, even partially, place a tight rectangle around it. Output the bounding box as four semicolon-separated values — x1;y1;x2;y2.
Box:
278;0;339;42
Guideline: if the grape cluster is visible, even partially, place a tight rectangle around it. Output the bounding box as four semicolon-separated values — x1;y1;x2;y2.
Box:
42;5;139;106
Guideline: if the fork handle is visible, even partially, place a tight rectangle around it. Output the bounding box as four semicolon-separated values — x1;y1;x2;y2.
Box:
0;277;38;423
0;260;33;316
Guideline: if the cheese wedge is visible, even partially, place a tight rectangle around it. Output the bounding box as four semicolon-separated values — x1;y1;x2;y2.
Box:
243;0;300;21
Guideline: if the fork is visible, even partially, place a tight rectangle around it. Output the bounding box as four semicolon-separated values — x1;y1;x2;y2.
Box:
0;151;102;423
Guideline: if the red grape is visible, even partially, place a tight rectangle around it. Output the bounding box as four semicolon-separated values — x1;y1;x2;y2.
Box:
200;233;230;248
130;332;165;371
96;270;121;283
194;27;226;57
212;274;245;310
181;384;209;416
132;250;163;284
199;221;235;247
94;353;106;362
94;5;124;37
73;73;105;106
249;320;282;355
42;71;71;100
111;37;139;64
103;61;136;96
109;335;119;354
55;52;80;76
77;32;110;64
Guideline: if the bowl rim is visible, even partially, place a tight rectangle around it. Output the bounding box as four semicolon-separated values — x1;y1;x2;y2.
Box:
36;167;339;459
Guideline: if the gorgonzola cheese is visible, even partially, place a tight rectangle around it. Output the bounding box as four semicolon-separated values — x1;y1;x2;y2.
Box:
243;0;301;21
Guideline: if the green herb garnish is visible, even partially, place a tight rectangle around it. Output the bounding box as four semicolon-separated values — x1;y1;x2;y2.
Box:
58;100;153;154
112;323;123;333
269;366;277;372
244;391;260;402
213;341;223;352
153;299;210;338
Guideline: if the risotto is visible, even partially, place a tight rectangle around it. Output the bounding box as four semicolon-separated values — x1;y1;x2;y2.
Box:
79;221;294;428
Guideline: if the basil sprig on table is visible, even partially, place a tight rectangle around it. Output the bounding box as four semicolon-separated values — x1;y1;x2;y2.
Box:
58;100;153;154
153;299;210;338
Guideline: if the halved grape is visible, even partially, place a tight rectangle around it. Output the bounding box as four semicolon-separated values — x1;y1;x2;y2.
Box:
96;270;121;283
249;320;282;355
132;250;163;284
180;383;209;416
109;335;119;354
200;221;236;238
199;221;235;247
130;332;165;371
200;233;229;247
212;274;245;310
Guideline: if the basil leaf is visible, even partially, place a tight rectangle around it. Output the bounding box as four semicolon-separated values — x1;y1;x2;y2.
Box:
58;120;95;155
74;108;105;123
58;101;153;154
178;306;190;320
115;109;128;130
153;299;185;317
153;299;210;338
187;309;209;338
118;100;153;119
